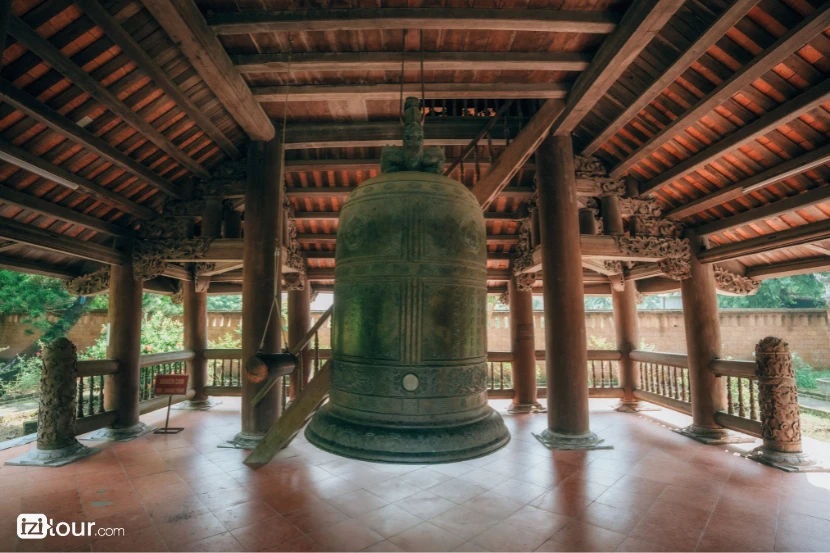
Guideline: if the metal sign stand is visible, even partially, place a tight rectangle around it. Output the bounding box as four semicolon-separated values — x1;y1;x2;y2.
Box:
154;396;185;434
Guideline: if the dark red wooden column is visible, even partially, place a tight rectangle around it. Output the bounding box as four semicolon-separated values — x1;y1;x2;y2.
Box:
508;275;543;413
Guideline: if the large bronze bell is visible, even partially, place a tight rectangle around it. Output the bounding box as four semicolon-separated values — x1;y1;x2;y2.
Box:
305;163;511;463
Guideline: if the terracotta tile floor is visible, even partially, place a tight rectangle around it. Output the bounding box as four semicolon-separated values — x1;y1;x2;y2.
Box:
2;398;830;552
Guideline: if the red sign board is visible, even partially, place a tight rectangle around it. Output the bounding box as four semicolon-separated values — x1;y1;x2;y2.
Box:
154;374;189;396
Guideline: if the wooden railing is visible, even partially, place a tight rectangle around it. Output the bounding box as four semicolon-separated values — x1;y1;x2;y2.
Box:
631;351;691;414
75;359;119;434
711;358;762;437
139;351;193;401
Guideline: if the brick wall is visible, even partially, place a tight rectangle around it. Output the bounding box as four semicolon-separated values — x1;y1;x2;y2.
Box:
3;308;829;368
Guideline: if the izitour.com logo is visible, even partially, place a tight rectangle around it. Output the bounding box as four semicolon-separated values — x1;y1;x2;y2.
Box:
17;514;124;539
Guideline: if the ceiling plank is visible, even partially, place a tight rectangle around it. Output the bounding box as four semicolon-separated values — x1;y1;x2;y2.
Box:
698;218;830;264
0;79;183;200
610;3;830;177
0;218;128;265
667;142;830;221
233;52;591;73
252;83;569;102
637;77;830;196
208;8;618;34
140;0;275;142
550;0;685;135
473;99;565;209
8;16;211;179
746;257;830;279
582;0;759;156
0;184;133;238
74;0;240;160
0;139;156;220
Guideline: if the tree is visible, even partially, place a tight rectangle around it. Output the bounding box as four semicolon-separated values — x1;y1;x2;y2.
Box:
0;270;76;334
718;275;826;309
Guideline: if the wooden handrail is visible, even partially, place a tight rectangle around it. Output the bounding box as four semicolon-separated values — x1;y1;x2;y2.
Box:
710;358;756;379
630;350;688;366
139;350;195;367
488;350;622;362
77;359;119;377
292;306;332;356
205;348;243;360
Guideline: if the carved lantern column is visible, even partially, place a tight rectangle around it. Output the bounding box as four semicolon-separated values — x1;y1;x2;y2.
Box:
287;274;312;400
6;338;97;466
534;134;605;449
508;273;544;414
231;137;285;448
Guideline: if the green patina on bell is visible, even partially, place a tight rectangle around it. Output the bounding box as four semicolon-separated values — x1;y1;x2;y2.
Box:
305;98;511;463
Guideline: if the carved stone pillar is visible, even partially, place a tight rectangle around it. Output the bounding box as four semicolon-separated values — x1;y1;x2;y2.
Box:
749;337;819;470
287;275;312;400
508;274;544;414
7;338;97;466
534;134;606;450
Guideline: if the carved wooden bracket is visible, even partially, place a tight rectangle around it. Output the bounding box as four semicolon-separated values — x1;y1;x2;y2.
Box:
713;266;761;296
284;272;306;291
285;199;307;281
137;217;192;239
133;238;213;281
514;272;536;292
629;216;683;239
194;262;216;293
616;236;692;281
65;267;110;296
164;200;205;218
619;198;662;218
511;221;535;276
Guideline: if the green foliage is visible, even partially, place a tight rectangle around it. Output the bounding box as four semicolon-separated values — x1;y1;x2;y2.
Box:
209;329;242;349
0;355;43;398
141;294;183;317
585;297;612;310
718;275;826;309
587;335;615;350
791;353;830;390
0;270;75;333
207;296;242;311
80;313;184;360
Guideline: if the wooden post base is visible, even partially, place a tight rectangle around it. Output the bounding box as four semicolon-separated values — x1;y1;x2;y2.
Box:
746;447;828;472
613;400;659;413
533;429;612;450
508;402;546;414
674;425;755;445
84;422;155;442
5;441;98;467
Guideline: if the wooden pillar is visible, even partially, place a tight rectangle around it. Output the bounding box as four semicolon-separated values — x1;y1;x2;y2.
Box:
508;275;543;413
535;133;603;449
679;233;734;443
288;280;312;400
223;207;242;238
233;138;284;447
101;263;148;438
202;198;224;239
183;280;208;401
578;208;597;235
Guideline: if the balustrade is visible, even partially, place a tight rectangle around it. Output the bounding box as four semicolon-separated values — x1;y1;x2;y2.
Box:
138;351;194;401
75;360;117;419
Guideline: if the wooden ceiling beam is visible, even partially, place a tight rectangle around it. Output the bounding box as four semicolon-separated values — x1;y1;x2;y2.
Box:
0;139;156;220
140;0;275;142
698;218;830;264
74;0;240;160
0;79;183;200
0;184;132;238
582;0;759;156
291;211;519;222
0;218;128;265
295;234;520;245
667;142;830;222
611;4;830;177
746;257;830;279
253;83;569;102
0;255;80;279
8;16;211;180
473;99;565;209
233;52;591;73
285;159;540;173
208;8;618;34
637;77;830;196
550;0;684;135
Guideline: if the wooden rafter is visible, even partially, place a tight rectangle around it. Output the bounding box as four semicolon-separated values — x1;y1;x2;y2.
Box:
73;0;240;160
0;255;80;279
0;79;182;200
252;83;569;102
637;77;830;197
473;99;565;209
611;4;830;177
208;8;618;34
747;257;830;279
0;139;156;220
233;52;591;73
582;0;759;156
550;0;685;135
140;0;275;142
8;16;211;179
0;218;128;265
698;218;830;264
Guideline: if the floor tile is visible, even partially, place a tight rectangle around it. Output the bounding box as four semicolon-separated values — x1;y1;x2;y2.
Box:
547;519;627;552
283;499;351;534
503;505;570;538
471;521;547;552
395;491;456;520
462;491;526;520
308;519;384;552
326;489;389;517
429;479;486;504
230;515;305;551
357;504;423;538
388;521;467;552
429;505;499;540
364;477;422;503
155;511;227;548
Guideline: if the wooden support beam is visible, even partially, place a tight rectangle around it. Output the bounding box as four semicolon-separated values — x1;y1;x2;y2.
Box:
473;99;565;209
0;79;182;200
291;211;519;222
521;235;670;272
287;185;534;199
637;277;681;294
582;0;759;156
698;219;830;264
746;257;830;279
74;0;240;159
550;0;684;135
9;16;211;179
0;255;79;279
0;0;9;71
140;0;275;141
0;218;128;265
637;78;830;196
0;139;156;220
253;83;568;102
612;4;830;177
285;159;539;173
301;268;513;281
624;263;663;281
208;8;618;34
0;185;132;238
233;52;591;74
668;143;830;222
295;234;520;246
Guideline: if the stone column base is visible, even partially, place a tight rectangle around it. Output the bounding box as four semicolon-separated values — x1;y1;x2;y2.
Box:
508;402;546;414
218;431;264;449
613;400;660;413
5;440;98;467
674;424;756;445
533;429;612;450
83;422;155;442
174;397;222;411
746;447;830;472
